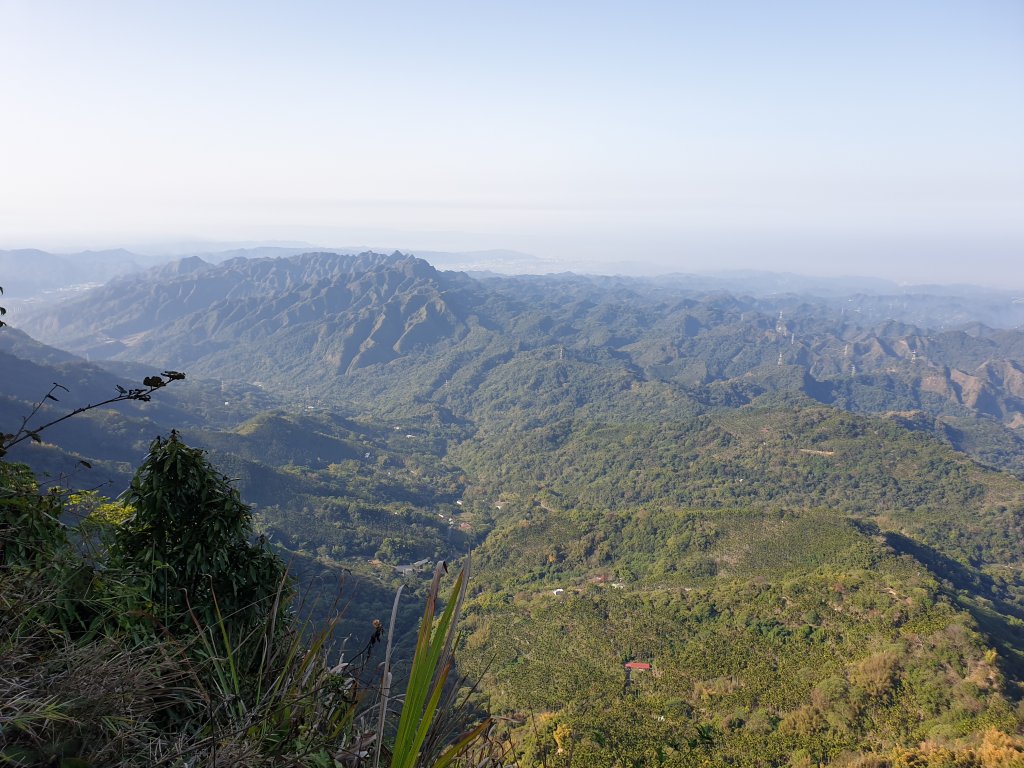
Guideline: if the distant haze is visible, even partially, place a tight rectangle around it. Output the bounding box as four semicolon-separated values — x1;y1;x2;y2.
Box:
1;2;1021;287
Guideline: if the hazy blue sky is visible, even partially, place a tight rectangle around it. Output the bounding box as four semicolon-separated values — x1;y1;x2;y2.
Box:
1;1;1021;282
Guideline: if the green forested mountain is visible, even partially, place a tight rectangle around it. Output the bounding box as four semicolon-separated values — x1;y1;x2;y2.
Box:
18;252;1024;458
453;399;1024;763
5;253;1024;765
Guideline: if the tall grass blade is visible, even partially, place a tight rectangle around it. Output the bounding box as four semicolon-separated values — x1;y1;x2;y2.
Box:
390;557;473;768
374;583;404;768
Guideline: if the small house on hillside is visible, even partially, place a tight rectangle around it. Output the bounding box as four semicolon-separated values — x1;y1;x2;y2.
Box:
623;660;653;688
393;558;431;576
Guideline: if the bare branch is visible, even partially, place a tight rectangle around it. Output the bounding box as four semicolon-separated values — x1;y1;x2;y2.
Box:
0;371;186;458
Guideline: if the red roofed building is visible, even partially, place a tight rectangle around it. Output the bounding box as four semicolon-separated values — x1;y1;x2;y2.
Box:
624;662;651;671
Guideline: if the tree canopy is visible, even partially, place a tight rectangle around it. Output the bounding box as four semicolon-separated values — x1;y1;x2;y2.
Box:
112;431;288;637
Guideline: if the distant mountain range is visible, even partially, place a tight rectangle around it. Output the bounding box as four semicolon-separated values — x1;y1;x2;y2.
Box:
0;248;163;298
0;245;550;304
6;245;1024;316
14;251;1024;449
11;247;1024;508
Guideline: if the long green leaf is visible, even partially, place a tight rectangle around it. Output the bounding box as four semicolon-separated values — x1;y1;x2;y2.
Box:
391;561;468;768
408;658;452;765
392;563;446;761
374;584;405;768
210;589;241;699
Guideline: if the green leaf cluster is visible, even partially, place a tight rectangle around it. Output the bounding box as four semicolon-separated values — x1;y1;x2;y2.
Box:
111;431;287;639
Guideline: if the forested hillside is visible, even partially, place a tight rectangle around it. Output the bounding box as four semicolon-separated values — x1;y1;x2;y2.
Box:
19;252;1024;470
5;253;1024;765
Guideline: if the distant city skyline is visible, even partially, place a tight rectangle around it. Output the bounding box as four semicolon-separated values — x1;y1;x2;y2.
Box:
1;1;1021;286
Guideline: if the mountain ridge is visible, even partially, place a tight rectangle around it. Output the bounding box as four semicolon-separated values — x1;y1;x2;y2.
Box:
16;252;1024;456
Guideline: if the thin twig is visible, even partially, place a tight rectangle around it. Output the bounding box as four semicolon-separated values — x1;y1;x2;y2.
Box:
0;372;185;455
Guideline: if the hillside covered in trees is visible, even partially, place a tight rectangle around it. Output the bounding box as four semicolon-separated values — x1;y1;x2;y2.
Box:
5;253;1024;766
